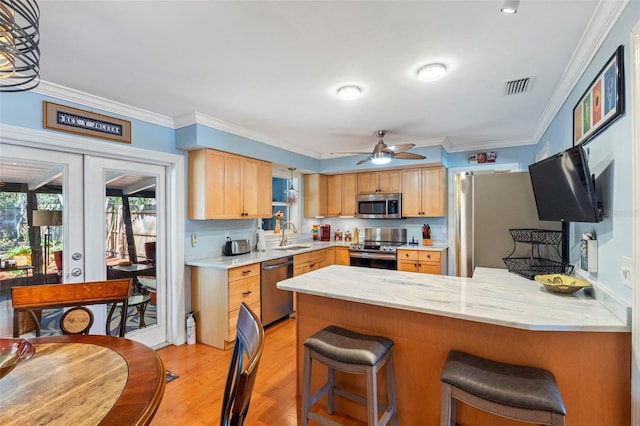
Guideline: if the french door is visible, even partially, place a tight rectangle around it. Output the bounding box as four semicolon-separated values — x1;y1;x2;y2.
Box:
85;156;167;346
1;144;167;346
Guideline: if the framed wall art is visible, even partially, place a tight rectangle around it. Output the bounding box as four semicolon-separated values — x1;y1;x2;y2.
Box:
573;45;625;146
43;101;132;144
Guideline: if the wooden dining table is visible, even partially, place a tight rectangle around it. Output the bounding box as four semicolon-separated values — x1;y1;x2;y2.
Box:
0;334;166;425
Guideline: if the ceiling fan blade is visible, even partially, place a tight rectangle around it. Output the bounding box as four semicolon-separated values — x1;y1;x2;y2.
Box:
331;151;372;155
385;143;415;153
392;152;426;160
356;157;371;165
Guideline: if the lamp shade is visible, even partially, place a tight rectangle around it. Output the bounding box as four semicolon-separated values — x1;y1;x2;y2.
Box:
32;210;62;226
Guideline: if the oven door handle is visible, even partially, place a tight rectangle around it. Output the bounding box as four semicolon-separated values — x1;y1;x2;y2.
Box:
349;251;397;261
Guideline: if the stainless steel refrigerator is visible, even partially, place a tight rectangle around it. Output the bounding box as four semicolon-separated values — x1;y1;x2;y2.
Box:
456;171;562;277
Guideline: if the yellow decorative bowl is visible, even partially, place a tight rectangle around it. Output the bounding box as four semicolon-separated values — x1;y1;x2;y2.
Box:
534;274;591;294
0;338;36;380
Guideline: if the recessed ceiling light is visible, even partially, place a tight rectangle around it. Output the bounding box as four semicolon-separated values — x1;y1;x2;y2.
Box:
417;63;447;82
501;0;519;14
337;85;362;101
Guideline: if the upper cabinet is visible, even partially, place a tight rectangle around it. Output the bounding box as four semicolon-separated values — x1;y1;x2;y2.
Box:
188;149;272;220
326;173;358;217
357;170;401;194
401;166;446;217
304;174;327;218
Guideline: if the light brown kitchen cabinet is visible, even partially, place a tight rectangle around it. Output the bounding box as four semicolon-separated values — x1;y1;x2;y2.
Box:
188;149;272;219
304;173;327;217
294;248;333;276
334;246;350;266
191;263;261;349
401;166;446;217
326;173;358;217
397;249;447;275
358;170;401;194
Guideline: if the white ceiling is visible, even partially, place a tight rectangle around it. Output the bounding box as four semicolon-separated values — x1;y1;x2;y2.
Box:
33;1;623;159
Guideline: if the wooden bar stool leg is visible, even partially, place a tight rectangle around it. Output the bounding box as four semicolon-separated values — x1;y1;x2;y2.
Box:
327;366;335;415
386;352;398;426
440;382;456;426
302;347;313;426
366;365;378;426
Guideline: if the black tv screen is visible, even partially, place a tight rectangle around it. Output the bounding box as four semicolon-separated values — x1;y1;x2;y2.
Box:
528;145;602;223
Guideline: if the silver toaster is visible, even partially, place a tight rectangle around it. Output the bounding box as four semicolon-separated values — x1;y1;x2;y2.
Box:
223;239;251;256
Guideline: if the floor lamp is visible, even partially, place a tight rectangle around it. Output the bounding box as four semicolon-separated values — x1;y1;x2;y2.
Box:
32;210;62;284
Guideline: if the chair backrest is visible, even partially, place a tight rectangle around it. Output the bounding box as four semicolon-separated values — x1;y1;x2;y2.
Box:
11;279;132;338
221;302;265;426
144;241;156;264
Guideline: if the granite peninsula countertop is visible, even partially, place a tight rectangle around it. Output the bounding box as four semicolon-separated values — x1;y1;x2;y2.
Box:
276;265;629;332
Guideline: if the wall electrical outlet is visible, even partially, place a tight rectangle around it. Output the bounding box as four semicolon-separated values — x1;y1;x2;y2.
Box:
621;256;632;288
224;231;230;239
191;233;197;247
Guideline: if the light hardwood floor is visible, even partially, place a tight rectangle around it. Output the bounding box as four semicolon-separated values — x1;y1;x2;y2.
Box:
152;318;365;426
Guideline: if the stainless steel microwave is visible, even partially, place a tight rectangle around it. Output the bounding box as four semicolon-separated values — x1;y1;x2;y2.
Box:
357;193;402;219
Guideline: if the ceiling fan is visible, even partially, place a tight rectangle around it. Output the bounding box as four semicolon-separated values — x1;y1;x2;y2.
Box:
333;130;426;165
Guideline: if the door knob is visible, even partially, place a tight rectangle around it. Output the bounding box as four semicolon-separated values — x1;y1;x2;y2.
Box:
72;252;82;260
71;268;82;277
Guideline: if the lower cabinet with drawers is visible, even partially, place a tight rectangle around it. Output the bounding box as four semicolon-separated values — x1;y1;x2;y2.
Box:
397;249;448;275
293;248;333;276
191;262;261;350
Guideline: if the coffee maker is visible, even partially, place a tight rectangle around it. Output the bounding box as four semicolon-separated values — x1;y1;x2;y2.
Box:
319;224;331;241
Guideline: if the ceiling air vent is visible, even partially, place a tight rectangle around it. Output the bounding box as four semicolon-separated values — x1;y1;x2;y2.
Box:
504;77;531;95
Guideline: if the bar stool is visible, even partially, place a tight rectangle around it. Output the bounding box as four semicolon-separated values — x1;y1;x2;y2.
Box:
302;325;398;426
440;350;566;426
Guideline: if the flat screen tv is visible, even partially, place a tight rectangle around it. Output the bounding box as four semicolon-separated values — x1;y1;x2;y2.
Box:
528;145;603;223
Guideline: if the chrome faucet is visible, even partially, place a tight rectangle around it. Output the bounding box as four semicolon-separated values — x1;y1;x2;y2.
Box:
279;221;298;246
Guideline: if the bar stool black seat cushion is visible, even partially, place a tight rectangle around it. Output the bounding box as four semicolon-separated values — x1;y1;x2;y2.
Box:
304;325;394;366
441;350;566;415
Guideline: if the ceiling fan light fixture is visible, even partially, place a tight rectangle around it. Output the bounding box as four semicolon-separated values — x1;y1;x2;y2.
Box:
500;0;519;14
337;85;362;101
371;152;392;165
417;63;447;82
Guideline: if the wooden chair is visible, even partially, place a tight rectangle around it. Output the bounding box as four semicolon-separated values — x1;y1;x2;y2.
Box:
221;302;265;426
11;279;132;338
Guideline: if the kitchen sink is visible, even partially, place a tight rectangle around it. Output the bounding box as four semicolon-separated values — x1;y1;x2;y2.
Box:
272;244;312;251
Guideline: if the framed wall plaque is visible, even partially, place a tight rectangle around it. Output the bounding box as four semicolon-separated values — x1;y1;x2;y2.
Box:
573;45;625;146
43;101;132;144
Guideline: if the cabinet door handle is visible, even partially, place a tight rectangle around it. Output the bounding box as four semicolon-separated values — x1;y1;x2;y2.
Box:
242;270;251;275
310;263;315;268
242;291;252;296
427;254;431;259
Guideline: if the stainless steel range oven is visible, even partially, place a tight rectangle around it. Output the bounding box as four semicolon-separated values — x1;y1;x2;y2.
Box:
349;228;407;270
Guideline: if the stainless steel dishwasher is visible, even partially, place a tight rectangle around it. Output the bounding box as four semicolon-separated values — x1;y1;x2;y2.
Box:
261;256;294;326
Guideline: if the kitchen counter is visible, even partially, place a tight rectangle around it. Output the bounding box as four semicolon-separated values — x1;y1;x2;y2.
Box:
185;240;441;269
185;241;337;269
280;265;630;425
277;265;627;332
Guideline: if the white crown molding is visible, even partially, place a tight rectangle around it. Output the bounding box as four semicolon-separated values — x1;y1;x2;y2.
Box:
33;81;175;128
445;136;535;153
531;0;629;144
173;111;324;159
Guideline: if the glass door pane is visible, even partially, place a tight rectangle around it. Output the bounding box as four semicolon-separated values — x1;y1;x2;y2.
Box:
85;156;166;347
0;145;83;336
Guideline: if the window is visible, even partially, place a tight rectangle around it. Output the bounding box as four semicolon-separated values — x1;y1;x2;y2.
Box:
261;168;300;233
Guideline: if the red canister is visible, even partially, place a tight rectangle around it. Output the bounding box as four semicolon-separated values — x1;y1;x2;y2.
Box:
319;224;331;241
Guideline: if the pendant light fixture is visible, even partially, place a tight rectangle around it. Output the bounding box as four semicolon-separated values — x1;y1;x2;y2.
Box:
0;0;40;92
286;167;297;205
